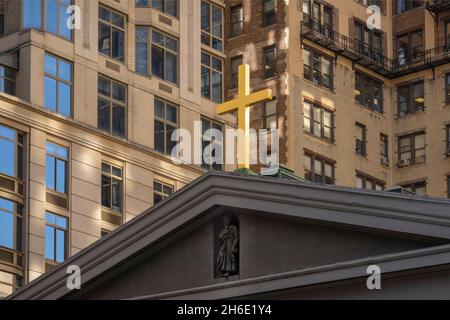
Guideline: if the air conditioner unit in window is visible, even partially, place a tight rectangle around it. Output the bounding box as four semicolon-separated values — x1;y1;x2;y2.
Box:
381;156;389;166
398;159;410;167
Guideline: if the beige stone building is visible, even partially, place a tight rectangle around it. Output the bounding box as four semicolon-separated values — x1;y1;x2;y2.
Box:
0;0;236;297
225;0;450;196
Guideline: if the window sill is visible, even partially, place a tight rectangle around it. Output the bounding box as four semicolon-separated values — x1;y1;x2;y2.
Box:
302;78;335;94
396;161;426;169
304;131;335;145
355;101;384;116
396;109;426;120
98;53;126;66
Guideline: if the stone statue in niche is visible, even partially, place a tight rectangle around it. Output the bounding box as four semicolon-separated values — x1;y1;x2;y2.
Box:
215;215;239;278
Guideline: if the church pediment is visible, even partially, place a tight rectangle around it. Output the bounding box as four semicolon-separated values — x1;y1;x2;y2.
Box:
8;172;450;300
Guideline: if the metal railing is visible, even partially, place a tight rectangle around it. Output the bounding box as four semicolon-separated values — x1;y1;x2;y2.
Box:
301;17;450;78
426;0;450;13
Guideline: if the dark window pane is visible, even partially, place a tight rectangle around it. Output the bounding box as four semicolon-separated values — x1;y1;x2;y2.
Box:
99;23;111;56
111;178;121;211
165;52;177;83
136;42;148;74
154;120;165;153
112;29;125;62
98;99;111;132
112;105;125;138
201;66;210;98
166;104;177;123
102;175;111;208
151;45;164;78
112;83;126;102
212;71;222;102
152;0;164;11
166;124;176;155
166;0;178;16
98;77;111;96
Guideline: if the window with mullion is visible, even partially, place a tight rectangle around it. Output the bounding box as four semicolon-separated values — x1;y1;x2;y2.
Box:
446;125;450;156
354;21;382;63
46;142;68;195
136;27;179;84
397;81;424;116
153;181;173;204
201;1;223;52
380;133;389;163
303;47;333;90
0;197;23;252
402;180;426;195
135;0;178;18
154;98;178;155
264;99;277;130
356;174;384;190
45;0;73;40
303;101;334;142
201;118;224;171
446;73;450;105
230;4;243;37
355;72;383;113
45;212;68;263
304;153;334;184
396;0;424;14
0;125;23;180
201;51;223;103
97;76;127;138
98;6;125;63
398;132;426;165
355;123;367;156
0;65;15;96
101;163;123;213
44;53;73;117
262;0;276;26
230;56;242;89
263;45;276;79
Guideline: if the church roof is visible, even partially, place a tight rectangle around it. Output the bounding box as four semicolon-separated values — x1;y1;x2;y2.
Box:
9;172;450;300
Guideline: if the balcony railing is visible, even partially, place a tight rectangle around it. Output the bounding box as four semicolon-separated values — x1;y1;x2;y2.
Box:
426;0;450;15
301;17;450;79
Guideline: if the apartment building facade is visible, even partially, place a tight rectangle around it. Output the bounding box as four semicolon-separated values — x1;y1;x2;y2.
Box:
225;0;450;196
0;0;236;297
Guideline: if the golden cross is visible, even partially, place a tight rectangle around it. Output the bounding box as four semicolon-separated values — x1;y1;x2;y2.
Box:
216;64;273;169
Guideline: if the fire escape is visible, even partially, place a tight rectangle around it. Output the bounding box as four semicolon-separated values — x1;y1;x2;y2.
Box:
301;17;450;79
426;0;450;21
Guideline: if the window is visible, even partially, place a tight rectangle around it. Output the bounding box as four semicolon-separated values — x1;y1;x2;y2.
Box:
154;98;178;155
45;0;72;40
396;30;423;66
446;125;450;156
153;181;173;204
355;123;367;156
303;101;334;142
397;81;424;116
396;0;423;14
201;118;224;171
262;0;276;26
398;132;426;165
0;1;4;36
0;198;22;252
380;133;389;165
136;27;178;84
0;271;22;298
45;212;67;263
355;72;383;113
98;76;127;138
0;125;23;180
0;65;15;95
46;142;68;194
230;5;243;37
447;176;450;199
23;0;42;29
22;0;73;40
354;21;382;63
201;51;223;103
357;0;381;6
304;153;334;184
201;1;223;51
230;56;242;89
264;99;277;130
446;21;450;49
446;73;450;104
44;54;73;117
263;45;276;79
356;174;384;190
101;163;123;213
303;47;333;89
136;0;178;17
303;1;332;36
98;6;125;62
402;181;426;196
